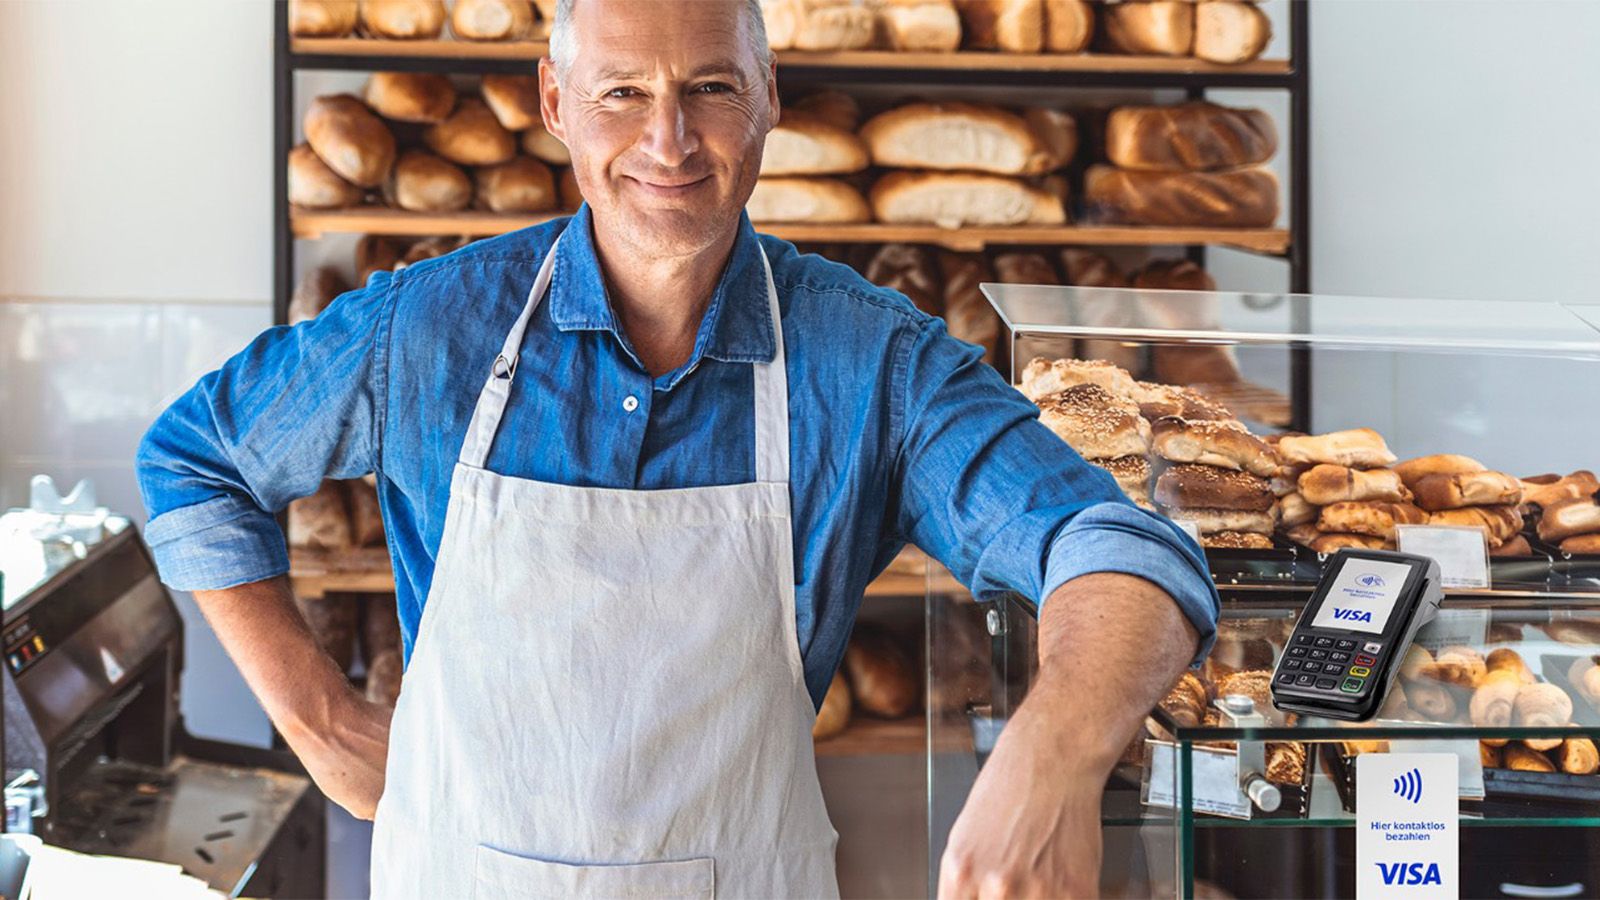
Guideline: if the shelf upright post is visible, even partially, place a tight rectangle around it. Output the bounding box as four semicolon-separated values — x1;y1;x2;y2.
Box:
273;1;294;328
1288;0;1313;433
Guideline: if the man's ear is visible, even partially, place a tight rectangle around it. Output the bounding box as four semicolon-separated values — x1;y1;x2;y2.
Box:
766;58;780;130
538;56;565;142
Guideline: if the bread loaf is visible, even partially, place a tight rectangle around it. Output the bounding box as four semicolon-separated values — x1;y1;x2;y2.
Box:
289;266;350;325
1394;453;1488;489
480;74;540;131
1155;464;1273;512
1275;429;1397;469
288;143;364;209
425;98;517;166
1083;164;1278;227
290;481;353;550
364;72;457;124
1043;0;1093;52
290;0;359;36
870;171;1066;227
844;624;919;718
1297;464;1410;506
812;672;852;739
748;177;871;222
557;166;584;211
1412;470;1523;511
763;0;800;49
1150;416;1279;477
955;0;1043;51
1561;534;1600;555
1193;0;1271;65
1202;530;1273;550
1538;498;1600;543
880;1;963;50
359;0;447;38
1105;101;1276;172
474;155;557;213
864;244;942;316
1101;1;1193;56
520;120;571;165
450;0;533;40
386;150;471;212
861;102;1076;175
791;90;861;132
1037;384;1151;460
1317;501;1427;541
761;112;869;176
1428;504;1523;548
306;94;397;188
789;0;876;50
940;252;1000;360
1021;356;1138;402
1520;470;1598;509
356;235;405;285
294;594;358;673
1164;506;1276;536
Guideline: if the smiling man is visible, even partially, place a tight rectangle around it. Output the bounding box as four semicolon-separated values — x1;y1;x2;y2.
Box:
135;0;1217;896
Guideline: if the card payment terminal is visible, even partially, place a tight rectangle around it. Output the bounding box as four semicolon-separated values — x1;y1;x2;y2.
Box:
1270;549;1443;721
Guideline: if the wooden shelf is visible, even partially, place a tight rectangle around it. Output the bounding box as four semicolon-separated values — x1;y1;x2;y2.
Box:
291;36;1288;77
290;207;1289;254
814;716;925;757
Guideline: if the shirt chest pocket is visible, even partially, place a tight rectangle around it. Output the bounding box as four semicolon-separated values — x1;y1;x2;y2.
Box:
473;845;715;899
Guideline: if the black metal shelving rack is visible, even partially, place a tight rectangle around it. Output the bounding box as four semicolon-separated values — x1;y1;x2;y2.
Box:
273;1;1313;425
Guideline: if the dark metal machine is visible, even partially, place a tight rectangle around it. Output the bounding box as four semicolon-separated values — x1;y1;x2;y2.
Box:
3;526;324;897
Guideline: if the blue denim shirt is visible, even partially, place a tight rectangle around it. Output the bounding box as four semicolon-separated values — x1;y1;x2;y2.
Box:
136;206;1218;708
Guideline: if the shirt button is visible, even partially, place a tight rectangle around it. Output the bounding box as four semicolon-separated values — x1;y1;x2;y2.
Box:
622;395;639;413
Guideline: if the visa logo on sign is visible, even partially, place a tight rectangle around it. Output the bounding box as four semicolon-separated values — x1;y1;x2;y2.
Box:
1332;607;1373;623
1376;862;1443;886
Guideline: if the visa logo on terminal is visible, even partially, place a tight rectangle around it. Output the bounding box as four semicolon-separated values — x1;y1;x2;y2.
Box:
1375;862;1443;886
1332;607;1373;623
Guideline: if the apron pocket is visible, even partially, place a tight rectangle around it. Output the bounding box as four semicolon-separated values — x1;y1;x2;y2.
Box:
473;845;714;899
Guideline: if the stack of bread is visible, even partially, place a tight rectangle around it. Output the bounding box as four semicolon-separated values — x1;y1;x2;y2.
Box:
812;621;923;740
1390;454;1527;555
1085;100;1279;228
290;77;579;215
1018;358;1155;509
750;93;872;224
760;1;1094;54
1525;470;1600;556
290;0;554;41
1098;0;1271;64
1272;429;1415;553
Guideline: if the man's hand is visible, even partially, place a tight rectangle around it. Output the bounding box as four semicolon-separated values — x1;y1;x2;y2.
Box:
193;576;396;820
938;572;1201;899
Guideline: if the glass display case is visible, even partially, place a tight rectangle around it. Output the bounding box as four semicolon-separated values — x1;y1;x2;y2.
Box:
925;287;1600;898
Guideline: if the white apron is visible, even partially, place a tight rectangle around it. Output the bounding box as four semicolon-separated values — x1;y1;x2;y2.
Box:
369;233;840;899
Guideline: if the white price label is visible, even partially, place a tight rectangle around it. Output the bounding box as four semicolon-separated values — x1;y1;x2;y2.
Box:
1174;520;1202;544
1357;753;1459;898
1143;741;1252;820
1396;525;1490;590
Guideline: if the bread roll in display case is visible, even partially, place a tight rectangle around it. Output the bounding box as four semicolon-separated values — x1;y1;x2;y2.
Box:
926;287;1600;897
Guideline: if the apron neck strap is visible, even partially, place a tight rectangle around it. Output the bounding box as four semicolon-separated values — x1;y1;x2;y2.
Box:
458;228;791;485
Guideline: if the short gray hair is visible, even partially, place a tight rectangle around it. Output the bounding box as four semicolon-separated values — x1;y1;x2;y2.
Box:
548;0;772;80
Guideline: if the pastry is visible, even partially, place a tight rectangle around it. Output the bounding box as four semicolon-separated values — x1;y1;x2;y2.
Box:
1162;507;1276;536
1276;429;1398;469
1520;471;1598;509
1317;501;1428;541
1428;505;1523;548
1296;464;1410;506
1278;492;1317;528
1021;357;1138;403
1036;384;1152;460
1105;101;1276;173
1537;498;1600;543
1411;471;1523;511
1154;464;1274;512
1265;741;1306;785
1150;416;1279;477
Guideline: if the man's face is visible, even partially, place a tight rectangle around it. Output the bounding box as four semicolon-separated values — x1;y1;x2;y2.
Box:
540;0;778;259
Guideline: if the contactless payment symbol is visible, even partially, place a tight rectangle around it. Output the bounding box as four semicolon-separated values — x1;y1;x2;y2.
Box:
1392;767;1423;804
1357;573;1387;588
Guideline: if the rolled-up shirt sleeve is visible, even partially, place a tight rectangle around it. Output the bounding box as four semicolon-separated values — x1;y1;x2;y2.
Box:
892;316;1219;666
135;272;395;591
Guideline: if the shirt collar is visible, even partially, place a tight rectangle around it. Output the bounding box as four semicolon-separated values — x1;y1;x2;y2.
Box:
547;205;776;379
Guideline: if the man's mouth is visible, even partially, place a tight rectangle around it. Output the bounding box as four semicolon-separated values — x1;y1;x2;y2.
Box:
628;174;713;196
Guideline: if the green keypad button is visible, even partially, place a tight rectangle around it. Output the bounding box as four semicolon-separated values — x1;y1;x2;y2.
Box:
1341;678;1364;693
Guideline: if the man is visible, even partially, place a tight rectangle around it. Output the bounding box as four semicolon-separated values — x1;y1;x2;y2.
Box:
136;0;1218;895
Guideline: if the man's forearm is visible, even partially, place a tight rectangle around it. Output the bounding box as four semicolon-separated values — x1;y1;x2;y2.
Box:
1029;571;1202;770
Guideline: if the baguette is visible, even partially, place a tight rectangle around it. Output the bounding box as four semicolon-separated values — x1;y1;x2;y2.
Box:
1105;101;1276;172
1083;164;1277;228
860;102;1075;175
1538;498;1600;543
761;112;869;176
870;171;1066;227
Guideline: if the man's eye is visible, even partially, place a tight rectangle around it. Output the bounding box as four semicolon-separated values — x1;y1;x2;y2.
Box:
694;83;733;94
605;87;638;99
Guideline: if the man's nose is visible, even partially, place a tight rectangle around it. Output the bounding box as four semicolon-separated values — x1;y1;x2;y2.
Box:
638;95;699;168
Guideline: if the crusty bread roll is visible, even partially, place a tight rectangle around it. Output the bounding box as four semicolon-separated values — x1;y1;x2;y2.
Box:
844;624;919;718
763;0;799;49
992;251;1058;288
356;235;405;285
791;90;861;132
450;0;533;40
1430;646;1487;688
364;72;457;124
1150;416;1279;477
955;0;1043;52
880;1;962;51
1394;453;1486;488
289;266;351;325
1164;506;1276;536
1101;0;1193;56
1133;382;1233;422
1275;429;1397;469
399;235;464;266
747;177;871;223
288;143;365;209
1155;464;1273;512
305;94;397;188
1311;532;1389;553
1021;356;1138;403
359;0;446;38
1083;164;1277;227
474;155;557;213
1193;0;1271;65
1537;498;1600;543
1297;464;1410;506
1105;101;1277;172
812;671;852;740
1471;670;1522;736
1044;0;1093;52
861;102;1076;175
790;0;876;50
1412;470;1523;511
939;251;1000;361
1504;743;1557;773
1561;738;1600;775
1515;682;1573;751
871;171;1065;227
864;243;942;316
521;120;571;165
1037;384;1152;460
290;0;359;37
1561;534;1600;555
557;166;583;211
1492;534;1533;557
1520;470;1599;509
1429;504;1523;548
761;112;869;176
1486;648;1535;685
1317;501;1427;541
1278;491;1317;528
1092;455;1152;507
481;74;540;131
424;97;516;166
386;150;470;212
1202;530;1273;550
